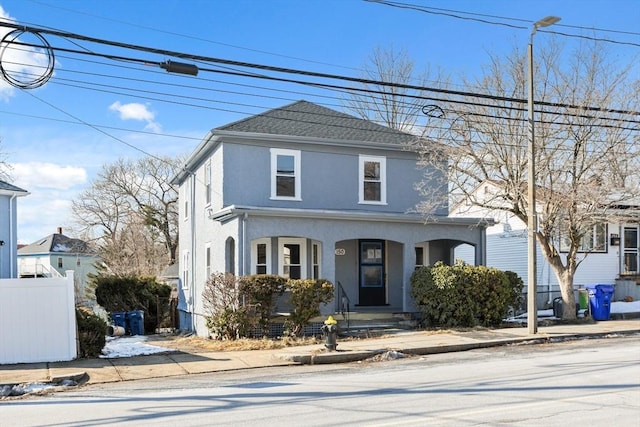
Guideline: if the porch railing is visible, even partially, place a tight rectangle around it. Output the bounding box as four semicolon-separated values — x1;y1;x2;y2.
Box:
336;281;350;330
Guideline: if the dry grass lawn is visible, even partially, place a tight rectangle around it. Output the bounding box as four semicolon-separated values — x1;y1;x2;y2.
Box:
148;333;324;352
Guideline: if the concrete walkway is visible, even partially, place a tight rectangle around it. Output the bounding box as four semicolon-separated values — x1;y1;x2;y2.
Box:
1;319;639;390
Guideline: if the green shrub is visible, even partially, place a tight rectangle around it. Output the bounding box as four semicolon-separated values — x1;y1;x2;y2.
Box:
411;261;523;328
239;275;286;337
203;273;252;339
76;307;107;358
285;279;334;337
93;274;171;333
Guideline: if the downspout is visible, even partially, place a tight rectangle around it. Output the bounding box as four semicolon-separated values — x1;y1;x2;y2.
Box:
189;172;197;332
239;212;248;276
480;224;487;266
9;195;16;278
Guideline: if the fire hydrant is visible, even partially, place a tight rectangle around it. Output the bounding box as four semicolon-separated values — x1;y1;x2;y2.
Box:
321;315;338;351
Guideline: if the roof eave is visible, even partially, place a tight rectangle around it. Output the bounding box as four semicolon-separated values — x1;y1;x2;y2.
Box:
208;205;495;227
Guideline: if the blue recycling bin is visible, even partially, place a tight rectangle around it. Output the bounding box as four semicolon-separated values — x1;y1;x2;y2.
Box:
111;312;129;332
586;285;614;321
128;310;145;335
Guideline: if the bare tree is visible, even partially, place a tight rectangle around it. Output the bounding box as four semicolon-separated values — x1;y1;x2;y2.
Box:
72;155;181;276
416;40;640;318
0;138;11;181
344;45;447;133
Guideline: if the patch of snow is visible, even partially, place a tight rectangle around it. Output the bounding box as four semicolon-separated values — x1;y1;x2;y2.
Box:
52;244;70;252
612;300;640;314
1;382;64;397
100;335;176;358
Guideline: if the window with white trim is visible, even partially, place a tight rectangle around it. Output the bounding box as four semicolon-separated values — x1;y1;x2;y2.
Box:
415;243;429;270
271;148;301;200
312;241;321;279
183;181;190;221
251;238;271;275
204;161;211;206
560;223;607;253
359;155;386;204
279;238;307;279
182;250;190;289
205;244;212;279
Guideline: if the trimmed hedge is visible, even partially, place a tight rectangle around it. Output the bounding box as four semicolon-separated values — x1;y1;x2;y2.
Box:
239;275;287;337
285;279;334;337
411;261;523;327
203;274;335;339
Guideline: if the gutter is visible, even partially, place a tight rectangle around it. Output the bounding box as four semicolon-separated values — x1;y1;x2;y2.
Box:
208;204;496;227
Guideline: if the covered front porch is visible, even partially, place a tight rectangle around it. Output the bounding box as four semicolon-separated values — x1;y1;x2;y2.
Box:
235;209;490;327
332;238;479;314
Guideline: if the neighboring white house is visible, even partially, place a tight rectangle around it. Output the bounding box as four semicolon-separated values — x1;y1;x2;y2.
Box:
451;181;640;306
172;100;492;336
17;227;99;304
0;179;29;279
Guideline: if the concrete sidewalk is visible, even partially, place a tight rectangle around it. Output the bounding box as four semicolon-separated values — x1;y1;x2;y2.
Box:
1;319;639;391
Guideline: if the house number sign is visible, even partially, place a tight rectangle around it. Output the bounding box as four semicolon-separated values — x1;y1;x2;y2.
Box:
335;248;346;256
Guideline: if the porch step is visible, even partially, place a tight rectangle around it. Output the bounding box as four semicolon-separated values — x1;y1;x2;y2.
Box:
331;312;419;335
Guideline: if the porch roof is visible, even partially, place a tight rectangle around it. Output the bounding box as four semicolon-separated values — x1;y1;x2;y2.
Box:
208;204;495;227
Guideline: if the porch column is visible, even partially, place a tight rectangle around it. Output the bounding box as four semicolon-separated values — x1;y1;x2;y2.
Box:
474;227;487;266
402;242;416;312
322;239;336;315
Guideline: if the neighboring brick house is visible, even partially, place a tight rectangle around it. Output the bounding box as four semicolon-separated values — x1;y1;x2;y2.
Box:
0;179;29;279
172;100;492;336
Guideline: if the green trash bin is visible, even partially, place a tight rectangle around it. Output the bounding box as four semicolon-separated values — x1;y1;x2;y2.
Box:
578;288;589;310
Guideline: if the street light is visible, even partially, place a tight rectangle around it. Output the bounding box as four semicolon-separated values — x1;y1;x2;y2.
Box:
527;15;560;335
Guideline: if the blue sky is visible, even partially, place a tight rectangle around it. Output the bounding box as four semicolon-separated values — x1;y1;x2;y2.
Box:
0;0;638;243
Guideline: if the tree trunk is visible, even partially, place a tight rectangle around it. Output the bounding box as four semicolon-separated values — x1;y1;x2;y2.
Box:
538;234;578;320
557;272;577;320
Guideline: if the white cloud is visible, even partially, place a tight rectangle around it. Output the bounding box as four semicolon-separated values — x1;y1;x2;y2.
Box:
10;162;87;190
109;101;162;132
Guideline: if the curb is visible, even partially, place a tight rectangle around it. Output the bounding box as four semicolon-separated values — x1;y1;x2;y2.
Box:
49;372;89;384
282;329;640;365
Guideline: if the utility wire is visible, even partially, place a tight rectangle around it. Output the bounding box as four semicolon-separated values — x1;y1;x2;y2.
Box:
2;21;639;118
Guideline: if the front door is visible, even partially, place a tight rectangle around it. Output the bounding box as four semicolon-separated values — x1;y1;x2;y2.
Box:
622;226;639;275
358;240;386;306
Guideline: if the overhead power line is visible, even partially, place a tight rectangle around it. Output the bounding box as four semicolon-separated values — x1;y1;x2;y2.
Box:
1;21;639;119
0;20;637;162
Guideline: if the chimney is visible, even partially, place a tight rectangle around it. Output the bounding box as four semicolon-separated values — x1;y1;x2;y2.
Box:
57;227;62;235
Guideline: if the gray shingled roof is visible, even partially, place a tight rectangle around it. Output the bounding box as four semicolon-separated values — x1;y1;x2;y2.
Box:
18;232;94;255
0;179;27;193
217;100;418;144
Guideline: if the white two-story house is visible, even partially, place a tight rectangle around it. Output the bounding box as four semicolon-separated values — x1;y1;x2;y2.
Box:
173;100;492;336
451;181;640;306
0;179;29;279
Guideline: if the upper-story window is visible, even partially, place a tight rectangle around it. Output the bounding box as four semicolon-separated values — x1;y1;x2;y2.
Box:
204;161;211;206
271;148;301;200
183;178;190;221
359;155;386;204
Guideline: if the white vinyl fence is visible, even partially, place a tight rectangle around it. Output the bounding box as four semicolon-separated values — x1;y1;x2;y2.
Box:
0;271;77;364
